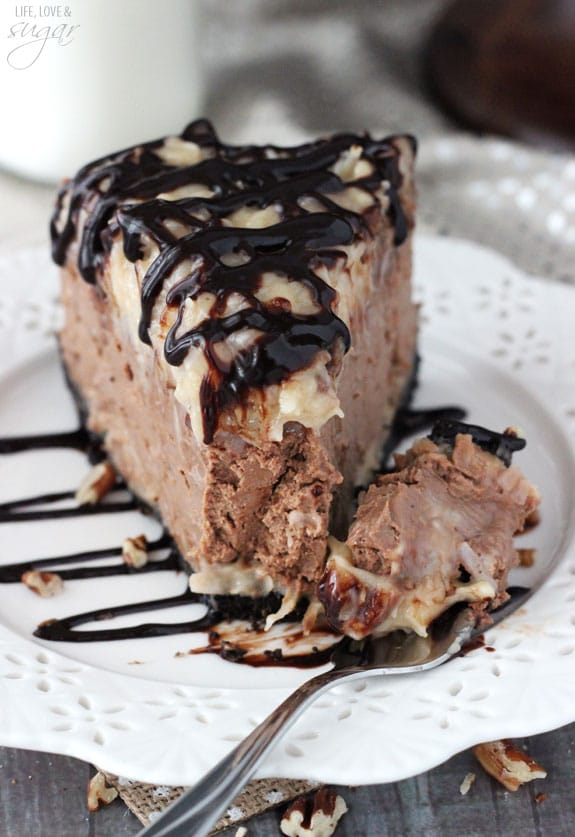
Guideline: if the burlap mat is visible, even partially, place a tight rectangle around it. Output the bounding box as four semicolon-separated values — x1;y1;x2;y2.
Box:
101;771;319;832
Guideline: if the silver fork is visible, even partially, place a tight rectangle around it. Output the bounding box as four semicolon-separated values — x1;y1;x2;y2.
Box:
138;589;532;837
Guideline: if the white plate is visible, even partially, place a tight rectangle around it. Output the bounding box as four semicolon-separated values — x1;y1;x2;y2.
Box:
0;234;574;786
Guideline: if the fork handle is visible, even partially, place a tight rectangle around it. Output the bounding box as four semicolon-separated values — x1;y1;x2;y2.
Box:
138;668;350;837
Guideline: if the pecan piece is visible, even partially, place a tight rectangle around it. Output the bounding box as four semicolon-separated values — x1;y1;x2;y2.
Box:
76;461;116;505
459;771;476;796
87;771;119;811
122;534;148;569
517;548;536;568
22;570;64;597
281;788;348;836
473;740;546;791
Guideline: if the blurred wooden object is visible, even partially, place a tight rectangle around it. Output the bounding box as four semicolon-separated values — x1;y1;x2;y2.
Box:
426;0;575;150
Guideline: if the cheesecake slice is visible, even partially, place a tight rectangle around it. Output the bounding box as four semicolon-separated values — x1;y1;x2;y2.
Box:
319;421;541;639
51;120;418;602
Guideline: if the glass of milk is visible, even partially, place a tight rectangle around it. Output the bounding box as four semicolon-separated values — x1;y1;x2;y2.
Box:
0;0;203;182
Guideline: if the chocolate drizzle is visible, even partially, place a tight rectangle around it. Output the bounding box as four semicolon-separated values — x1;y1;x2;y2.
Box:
33;587;339;668
0;490;137;522
35;590;208;644
0;429;89;455
0;430;136;522
50;120;414;442
429;418;526;466
0;534;176;584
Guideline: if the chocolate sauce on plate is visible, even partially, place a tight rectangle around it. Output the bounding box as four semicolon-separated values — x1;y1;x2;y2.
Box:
0;534;176;584
33;586;338;669
0;490;137;522
429;418;526;467
0;429;89;455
